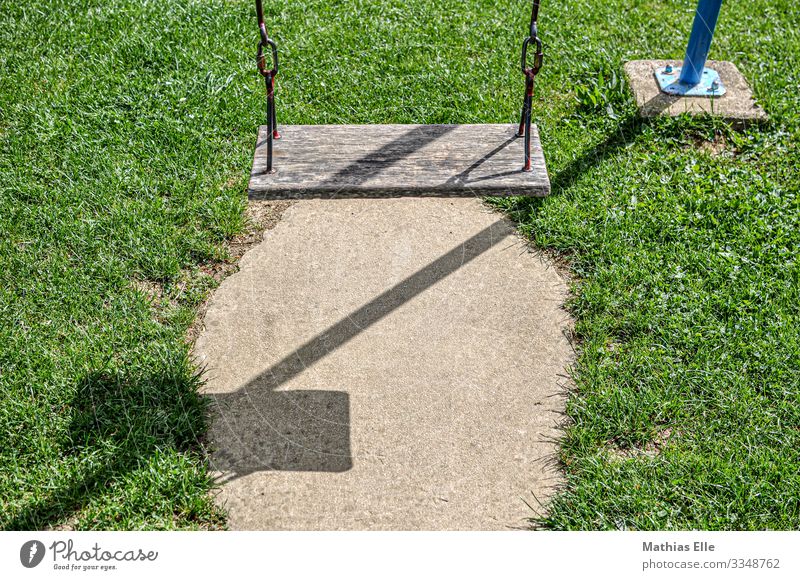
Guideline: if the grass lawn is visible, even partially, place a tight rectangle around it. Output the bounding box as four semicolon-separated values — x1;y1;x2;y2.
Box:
1;0;798;529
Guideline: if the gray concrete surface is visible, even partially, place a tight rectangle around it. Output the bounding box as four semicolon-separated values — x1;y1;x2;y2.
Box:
193;198;573;530
624;60;767;125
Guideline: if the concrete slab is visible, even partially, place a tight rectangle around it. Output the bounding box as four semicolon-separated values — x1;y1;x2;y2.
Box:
624;60;767;125
248;124;550;198
193;198;573;530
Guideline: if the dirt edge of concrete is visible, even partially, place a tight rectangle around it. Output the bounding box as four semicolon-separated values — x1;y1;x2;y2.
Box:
185;200;294;344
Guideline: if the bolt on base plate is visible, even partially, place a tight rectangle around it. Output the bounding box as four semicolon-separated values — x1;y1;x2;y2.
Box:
655;65;726;97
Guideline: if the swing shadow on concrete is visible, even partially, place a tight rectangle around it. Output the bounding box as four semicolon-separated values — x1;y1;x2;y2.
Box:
206;220;510;482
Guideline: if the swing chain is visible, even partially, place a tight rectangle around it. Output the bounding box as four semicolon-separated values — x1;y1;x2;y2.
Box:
255;0;280;173
521;0;543;80
517;0;543;172
255;0;278;77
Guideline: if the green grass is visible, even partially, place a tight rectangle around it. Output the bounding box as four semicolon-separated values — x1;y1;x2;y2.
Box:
1;0;798;529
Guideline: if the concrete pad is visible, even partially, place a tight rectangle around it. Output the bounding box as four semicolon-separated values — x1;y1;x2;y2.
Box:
624;60;767;125
193;198;573;530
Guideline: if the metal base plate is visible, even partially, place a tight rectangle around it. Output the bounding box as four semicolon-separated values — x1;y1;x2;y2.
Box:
655;66;726;96
248;124;550;199
624;60;767;124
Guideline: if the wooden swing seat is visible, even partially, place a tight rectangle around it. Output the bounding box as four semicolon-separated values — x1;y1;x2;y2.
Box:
248;123;549;199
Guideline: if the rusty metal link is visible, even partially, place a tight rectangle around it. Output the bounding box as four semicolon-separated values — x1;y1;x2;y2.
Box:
256;36;279;78
517;0;543;171
521;36;543;79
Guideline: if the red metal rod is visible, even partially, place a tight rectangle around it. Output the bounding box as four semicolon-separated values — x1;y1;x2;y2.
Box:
517;1;543;171
255;0;279;171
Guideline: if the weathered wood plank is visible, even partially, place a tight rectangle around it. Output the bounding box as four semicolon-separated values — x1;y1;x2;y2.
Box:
248;124;550;198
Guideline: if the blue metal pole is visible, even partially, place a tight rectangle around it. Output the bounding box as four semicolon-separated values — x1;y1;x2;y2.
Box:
679;0;724;85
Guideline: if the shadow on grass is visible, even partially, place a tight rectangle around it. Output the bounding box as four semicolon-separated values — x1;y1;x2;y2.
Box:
3;363;213;530
503;88;738;227
497;111;650;225
550;114;646;194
